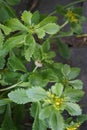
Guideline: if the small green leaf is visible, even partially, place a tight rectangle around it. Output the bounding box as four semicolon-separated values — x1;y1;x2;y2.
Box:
0;56;5;69
33;44;42;60
65;102;82;116
32;11;40;24
56;4;65;15
24;34;36;61
77;114;87;123
32;102;47;130
64;88;84;102
2;71;21;85
69;80;83;89
68;68;80;80
57;39;71;59
26;87;47;102
49;111;64;130
21;11;32;25
61;64;70;76
51;83;63;96
4;34;26;53
35;28;45;39
6;18;28;32
30;102;38;118
8;54;26;72
43;23;60;34
29;73;48;88
71;23;82;34
42;40;50;53
39;106;52;120
0;23;11;35
8;88;31;104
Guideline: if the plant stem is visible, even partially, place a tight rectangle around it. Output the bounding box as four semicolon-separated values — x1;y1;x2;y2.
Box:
0;81;23;92
60;21;68;29
49;0;86;16
64;0;86;8
33;66;38;72
49;10;56;16
77;34;87;37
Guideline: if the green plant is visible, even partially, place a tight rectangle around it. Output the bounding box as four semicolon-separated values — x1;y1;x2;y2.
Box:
0;0;21;23
0;0;87;130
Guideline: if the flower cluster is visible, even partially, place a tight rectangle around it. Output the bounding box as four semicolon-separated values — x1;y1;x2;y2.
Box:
45;93;65;110
66;10;78;23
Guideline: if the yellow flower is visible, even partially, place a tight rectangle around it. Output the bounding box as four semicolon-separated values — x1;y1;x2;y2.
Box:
66;10;78;23
45;93;65;110
66;123;80;130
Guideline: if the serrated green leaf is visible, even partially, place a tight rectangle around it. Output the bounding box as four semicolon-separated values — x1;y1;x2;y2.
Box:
2;71;21;85
30;102;38;118
49;111;64;130
29;73;48;88
24;34;36;61
32;11;40;24
21;11;32;25
42;40;50;53
26;87;47;102
8;54;27;72
65;102;82;116
24;33;34;45
43;23;60;34
35;28;45;39
69;80;83;89
8;88;31;104
51;83;63;96
68;68;80;80
0;23;11;35
39;106;52;120
64;88;84;102
32;102;47;130
40;68;59;82
3;34;26;53
6;18;28;32
33;44;42;60
57;39;71;59
61;64;71;76
77;114;87;123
